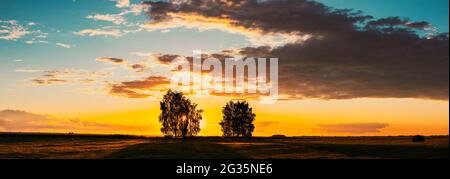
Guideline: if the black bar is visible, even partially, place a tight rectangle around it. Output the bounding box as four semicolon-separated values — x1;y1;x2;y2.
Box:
2;159;448;177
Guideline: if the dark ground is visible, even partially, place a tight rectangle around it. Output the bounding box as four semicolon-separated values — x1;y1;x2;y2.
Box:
0;133;448;159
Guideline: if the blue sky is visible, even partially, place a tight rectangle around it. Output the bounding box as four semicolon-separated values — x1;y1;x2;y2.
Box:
319;0;449;32
1;0;448;111
0;0;246;89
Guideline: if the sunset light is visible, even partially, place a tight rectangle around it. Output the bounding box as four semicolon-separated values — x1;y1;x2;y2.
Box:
0;0;448;164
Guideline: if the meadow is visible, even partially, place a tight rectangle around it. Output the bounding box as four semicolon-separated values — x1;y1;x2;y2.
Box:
0;133;448;159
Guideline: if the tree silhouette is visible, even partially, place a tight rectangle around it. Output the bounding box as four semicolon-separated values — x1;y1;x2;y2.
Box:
159;90;203;138
220;101;256;137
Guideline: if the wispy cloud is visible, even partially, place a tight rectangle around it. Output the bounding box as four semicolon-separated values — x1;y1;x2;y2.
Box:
76;0;148;38
0;20;31;40
30;69;111;86
25;40;48;44
56;43;72;49
96;56;153;73
130;52;153;57
0;110;152;133
27;54;162;98
114;0;130;8
74;28;123;37
317;123;389;134
15;68;44;73
0;19;48;43
96;57;126;64
86;14;127;25
115;0;148;15
109;76;170;98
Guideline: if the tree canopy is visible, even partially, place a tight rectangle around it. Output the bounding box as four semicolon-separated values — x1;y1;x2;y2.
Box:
159;90;203;138
220;101;256;137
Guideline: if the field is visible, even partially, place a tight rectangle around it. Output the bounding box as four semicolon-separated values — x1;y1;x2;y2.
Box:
0;133;448;159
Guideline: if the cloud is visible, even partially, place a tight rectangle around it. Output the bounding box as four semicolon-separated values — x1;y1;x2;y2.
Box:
317;123;389;134
125;4;150;15
114;0;130;8
0;20;31;40
56;43;72;49
78;1;149;39
0;19;47;42
109;76;170;98
96;56;153;73
366;17;431;30
143;0;449;100
144;0;368;35
86;14;127;25
32;78;69;85
130;52;153;57
0;110;151;132
74;28;123;37
140;10;310;47
25;40;48;44
129;63;147;73
116;1;149;15
154;54;182;64
31;69;111;86
96;57;127;64
15;68;43;73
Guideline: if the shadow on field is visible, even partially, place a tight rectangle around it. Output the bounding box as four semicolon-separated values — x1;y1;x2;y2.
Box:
104;139;247;159
3;133;446;159
103;137;449;159
225;138;449;159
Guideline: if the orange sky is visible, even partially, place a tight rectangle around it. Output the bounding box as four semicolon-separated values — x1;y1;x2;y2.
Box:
9;96;443;136
0;82;448;136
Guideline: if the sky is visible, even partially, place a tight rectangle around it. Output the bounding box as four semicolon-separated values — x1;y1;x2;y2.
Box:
0;0;448;136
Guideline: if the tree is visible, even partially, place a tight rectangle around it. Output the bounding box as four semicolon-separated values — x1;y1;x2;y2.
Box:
220;101;256;137
159;90;203;138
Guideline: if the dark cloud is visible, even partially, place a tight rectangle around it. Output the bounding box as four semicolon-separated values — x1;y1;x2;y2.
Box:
109;76;170;98
145;0;372;34
96;56;150;72
129;63;147;73
143;0;449;100
317;123;389;134
156;54;181;64
366;17;430;30
238;31;449;100
33;78;68;85
96;57;126;64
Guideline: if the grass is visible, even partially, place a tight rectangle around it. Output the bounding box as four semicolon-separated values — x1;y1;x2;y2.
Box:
0;133;448;159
